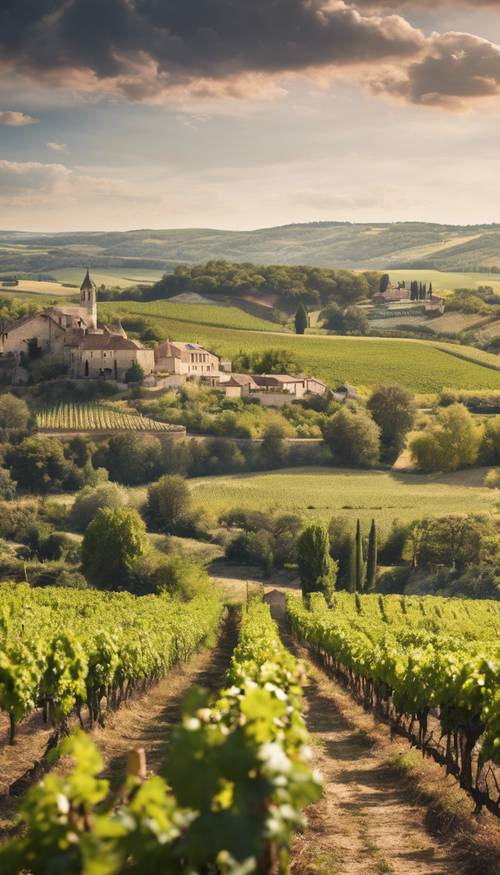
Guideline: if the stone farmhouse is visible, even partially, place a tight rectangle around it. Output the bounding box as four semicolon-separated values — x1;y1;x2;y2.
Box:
0;271;155;381
0;271;338;403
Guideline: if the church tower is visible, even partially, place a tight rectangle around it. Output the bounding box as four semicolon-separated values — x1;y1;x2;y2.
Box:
80;269;97;330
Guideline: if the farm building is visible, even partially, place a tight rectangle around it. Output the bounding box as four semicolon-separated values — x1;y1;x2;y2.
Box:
154;340;223;377
0;270;154;380
218;372;329;405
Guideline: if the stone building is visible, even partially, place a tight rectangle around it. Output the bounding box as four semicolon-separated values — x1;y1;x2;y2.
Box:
0;270;154;380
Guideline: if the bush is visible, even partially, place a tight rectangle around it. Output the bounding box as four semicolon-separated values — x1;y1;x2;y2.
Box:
0;393;30;432
322;406;380;468
225;530;275;574
484;468;500;489
70;482;129;531
146;474;192;534
479;416;500;465
0;467;16;500
81;507;148;589
410;404;482;472
5;436;72;493
125;361;145;383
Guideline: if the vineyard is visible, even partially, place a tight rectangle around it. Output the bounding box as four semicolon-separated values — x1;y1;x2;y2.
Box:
0;584;222;742
36;403;185;433
0;597;319;874
0;583;498;872
287;592;500;815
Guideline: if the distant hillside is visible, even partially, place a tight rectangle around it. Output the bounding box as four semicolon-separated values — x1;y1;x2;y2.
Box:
4;222;500;275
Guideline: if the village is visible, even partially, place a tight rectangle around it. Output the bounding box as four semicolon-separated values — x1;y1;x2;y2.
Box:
0;270;341;406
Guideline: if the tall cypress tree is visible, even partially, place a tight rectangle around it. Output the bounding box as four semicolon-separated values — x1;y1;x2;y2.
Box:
295;303;308;335
365;518;377;591
355;519;364;592
428;282;433;298
347;534;356;593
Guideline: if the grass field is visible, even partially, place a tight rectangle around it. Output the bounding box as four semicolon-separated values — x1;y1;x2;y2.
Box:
384;269;500;296
101;300;277;332
0;279;78;297
100;304;500;391
189;466;498;532
51;268;165;287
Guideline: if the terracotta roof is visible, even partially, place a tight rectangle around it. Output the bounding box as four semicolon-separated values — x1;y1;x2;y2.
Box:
222;373;259;388
253;374;305;386
79;334;144;351
2;311;63;334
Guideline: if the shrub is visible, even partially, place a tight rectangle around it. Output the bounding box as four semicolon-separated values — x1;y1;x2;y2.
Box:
0;393;30;431
146;474;192;534
5;436;71;493
0;467;16;500
81;507;147;589
70;482;129;531
410;404;482;472
225;530;275;574
484;468;500;489
322;406;380;468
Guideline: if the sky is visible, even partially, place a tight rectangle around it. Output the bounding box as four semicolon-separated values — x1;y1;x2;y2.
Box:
2;1;500;232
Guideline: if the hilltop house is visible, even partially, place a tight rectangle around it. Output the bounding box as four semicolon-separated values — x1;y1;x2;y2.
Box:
0;271;155;381
154;340;225;377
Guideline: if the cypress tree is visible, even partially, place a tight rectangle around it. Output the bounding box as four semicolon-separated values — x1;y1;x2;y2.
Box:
355;519;364;591
347;534;356;593
297;524;338;601
366;518;377;591
428;282;433;298
295;303;308;335
379;274;390;294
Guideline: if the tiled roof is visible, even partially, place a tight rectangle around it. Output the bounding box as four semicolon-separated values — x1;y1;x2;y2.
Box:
79;334;143;351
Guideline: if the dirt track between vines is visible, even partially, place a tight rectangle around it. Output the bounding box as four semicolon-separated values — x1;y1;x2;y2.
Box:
91;613;235;788
264;590;497;875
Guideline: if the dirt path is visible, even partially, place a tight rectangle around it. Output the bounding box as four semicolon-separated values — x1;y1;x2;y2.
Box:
91;612;236;787
265;591;465;875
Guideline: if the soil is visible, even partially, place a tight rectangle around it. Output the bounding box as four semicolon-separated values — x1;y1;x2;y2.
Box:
89;611;236;788
264;590;499;875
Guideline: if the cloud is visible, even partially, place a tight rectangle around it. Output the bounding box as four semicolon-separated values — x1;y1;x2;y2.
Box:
0;159;155;207
0;0;424;101
373;32;500;108
47;141;67;151
349;0;500;7
2;1;500;112
0;110;39;126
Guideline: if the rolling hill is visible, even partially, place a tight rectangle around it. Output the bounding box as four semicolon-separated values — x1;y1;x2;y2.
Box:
4;222;500;275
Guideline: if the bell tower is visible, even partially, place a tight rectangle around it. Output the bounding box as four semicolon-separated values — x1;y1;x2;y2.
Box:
80;268;97;330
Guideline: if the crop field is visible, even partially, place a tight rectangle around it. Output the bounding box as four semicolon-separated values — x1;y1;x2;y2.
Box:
0;279;78;297
51;267;165;287
384;269;500;296
190;466;498;532
99;307;500;391
101;300;277;332
37;403;184;433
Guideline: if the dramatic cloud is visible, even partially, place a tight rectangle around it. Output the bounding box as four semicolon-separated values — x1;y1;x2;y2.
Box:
0;110;39;126
374;32;500;108
0;0;424;100
47;141;67;151
0;159;151;207
350;1;500;7
1;1;500;111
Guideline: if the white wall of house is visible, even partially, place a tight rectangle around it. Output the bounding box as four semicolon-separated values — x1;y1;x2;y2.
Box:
0;314;65;356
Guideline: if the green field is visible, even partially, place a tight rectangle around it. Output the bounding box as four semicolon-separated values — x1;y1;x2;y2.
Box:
101;300;277;332
384;269;500;296
100;303;500;391
190;466;498;532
